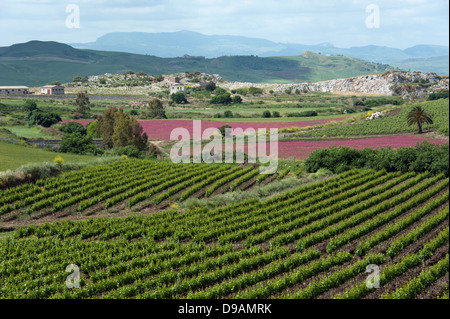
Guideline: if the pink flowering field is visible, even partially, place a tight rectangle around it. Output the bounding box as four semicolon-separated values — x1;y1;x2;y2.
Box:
62;118;348;140
276;136;449;160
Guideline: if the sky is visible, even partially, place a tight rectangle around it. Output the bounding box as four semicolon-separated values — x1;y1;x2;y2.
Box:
0;0;448;49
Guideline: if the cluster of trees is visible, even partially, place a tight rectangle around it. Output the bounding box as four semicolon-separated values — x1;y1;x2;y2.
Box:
96;107;149;151
58;108;150;157
24;100;61;128
24;93;91;128
58;122;100;155
304;142;449;177
209;87;243;105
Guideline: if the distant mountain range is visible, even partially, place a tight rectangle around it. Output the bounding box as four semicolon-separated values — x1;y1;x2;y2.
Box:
0;41;394;86
70;30;449;75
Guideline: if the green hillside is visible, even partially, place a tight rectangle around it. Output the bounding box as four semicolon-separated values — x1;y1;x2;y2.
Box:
278;52;391;82
0;41;393;86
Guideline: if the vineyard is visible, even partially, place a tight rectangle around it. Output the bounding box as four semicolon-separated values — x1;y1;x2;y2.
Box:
0;159;277;224
292;99;449;138
0;168;448;299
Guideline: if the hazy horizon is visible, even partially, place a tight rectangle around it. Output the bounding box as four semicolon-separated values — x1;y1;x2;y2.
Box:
0;0;448;49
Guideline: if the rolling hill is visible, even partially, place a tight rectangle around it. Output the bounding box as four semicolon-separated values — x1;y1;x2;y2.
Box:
70;30;449;74
0;41;393;86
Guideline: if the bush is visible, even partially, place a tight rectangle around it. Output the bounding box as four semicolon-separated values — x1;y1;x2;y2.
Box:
232;95;243;104
249;87;263;95
26;110;61;127
272;111;281;118
223;110;233;118
262;110;272;118
428;91;449;101
24;99;38;112
112;145;143;158
304;142;449;177
59;122;86;135
236;88;248;96
214;87;227;95
171;92;188;104
286;111;318;117
86;121;102;138
59;132;101;155
210;93;232;105
205;82;217;92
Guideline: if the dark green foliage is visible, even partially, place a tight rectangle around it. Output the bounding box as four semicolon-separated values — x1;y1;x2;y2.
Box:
363;97;404;107
210;93;232;105
236;88;248;96
272;111;281;118
59;132;100;155
304;142;449;176
223;110;233;118
75;92;91;116
24;99;37;112
232;95;243;104
170;92;188;104
213;87;227;95
286;111;318;117
26;110;61;128
97;108;149;151
205;82;216;92
59;122;86;135
249;87;263;95
428;91;449;101
148;98;167;119
262;110;272;118
112;145;143;158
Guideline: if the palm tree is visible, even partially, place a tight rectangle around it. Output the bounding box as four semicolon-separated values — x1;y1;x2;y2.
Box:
406;106;433;134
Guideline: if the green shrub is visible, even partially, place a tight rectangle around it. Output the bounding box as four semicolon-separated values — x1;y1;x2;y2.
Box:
26;110;61;128
304;142;449;177
59;133;101;155
112;145;143;158
59;122;86;135
262;110;272;118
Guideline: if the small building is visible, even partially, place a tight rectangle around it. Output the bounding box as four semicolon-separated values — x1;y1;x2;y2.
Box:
170;84;186;95
41;85;65;95
0;86;29;96
165;76;180;84
88;76;99;82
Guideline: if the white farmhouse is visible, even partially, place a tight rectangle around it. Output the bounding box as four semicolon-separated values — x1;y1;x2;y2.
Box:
41;85;65;95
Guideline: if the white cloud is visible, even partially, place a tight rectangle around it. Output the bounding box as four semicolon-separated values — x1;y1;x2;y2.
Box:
0;0;448;48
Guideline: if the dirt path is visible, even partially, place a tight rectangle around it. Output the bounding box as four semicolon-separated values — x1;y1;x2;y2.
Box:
150;141;170;157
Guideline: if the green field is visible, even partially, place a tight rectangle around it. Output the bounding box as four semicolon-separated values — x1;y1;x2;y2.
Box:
0;167;448;299
0;126;55;139
0;141;96;171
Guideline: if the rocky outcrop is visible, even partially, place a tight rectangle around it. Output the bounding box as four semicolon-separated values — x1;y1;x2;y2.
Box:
219;71;449;97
